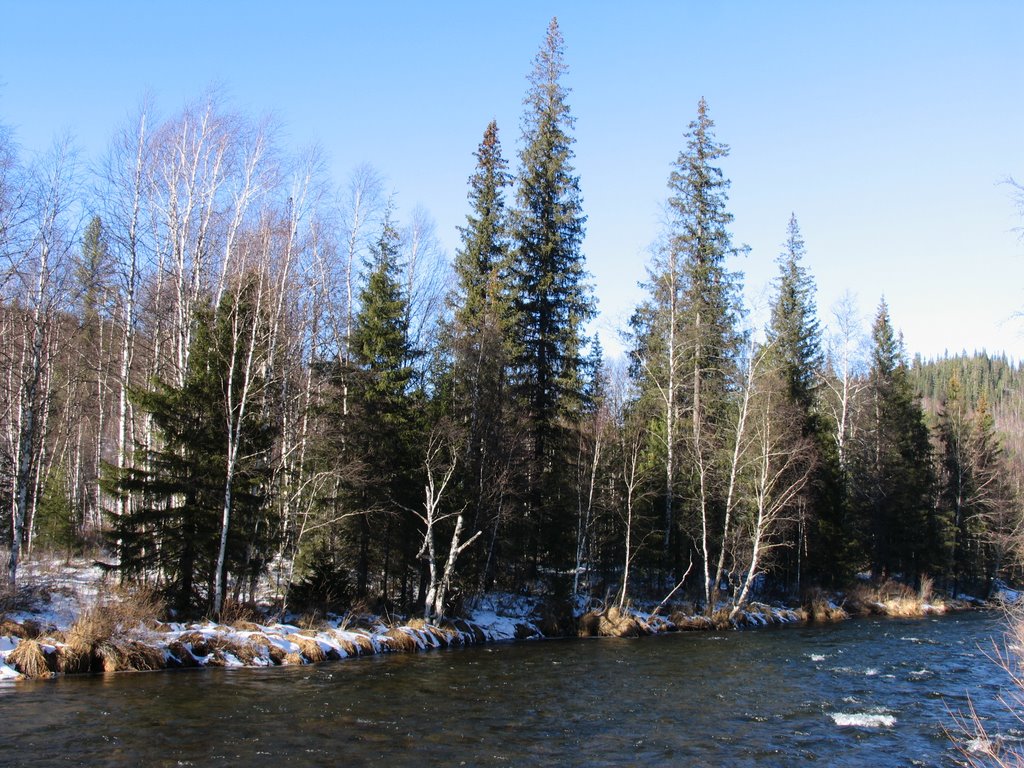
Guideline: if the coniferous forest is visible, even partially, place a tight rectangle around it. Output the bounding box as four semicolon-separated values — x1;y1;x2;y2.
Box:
2;19;1021;620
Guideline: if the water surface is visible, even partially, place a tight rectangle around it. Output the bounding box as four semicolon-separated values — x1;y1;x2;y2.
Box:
1;612;1014;766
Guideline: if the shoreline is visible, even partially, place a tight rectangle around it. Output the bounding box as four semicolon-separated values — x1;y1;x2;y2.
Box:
0;590;983;683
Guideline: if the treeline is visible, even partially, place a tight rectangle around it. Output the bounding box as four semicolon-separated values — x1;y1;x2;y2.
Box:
2;20;1020;618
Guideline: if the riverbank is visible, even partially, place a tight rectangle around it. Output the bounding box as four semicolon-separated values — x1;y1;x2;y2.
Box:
0;557;986;682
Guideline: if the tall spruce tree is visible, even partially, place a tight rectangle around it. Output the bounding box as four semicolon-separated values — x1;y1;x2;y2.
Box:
443;120;515;589
764;214;834;589
766;214;822;416
665;98;745;601
510;18;595;576
345;203;421;601
853;300;937;579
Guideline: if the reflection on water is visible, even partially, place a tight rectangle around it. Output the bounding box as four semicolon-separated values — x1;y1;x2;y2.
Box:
1;612;1014;767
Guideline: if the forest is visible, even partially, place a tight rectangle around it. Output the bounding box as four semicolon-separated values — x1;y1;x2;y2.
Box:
2;19;1021;622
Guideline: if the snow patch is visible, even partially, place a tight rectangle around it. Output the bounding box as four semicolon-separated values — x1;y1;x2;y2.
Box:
0;662;22;681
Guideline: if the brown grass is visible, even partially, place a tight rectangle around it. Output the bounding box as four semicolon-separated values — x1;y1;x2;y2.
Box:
56;639;93;674
673;614;713;630
845;580;934;618
166;641;199;668
578;606;649;638
65;585;165;657
711;608;735;630
805;590;849;622
0;617;30;639
8;639;55;678
292;634;326;664
257;636;286;665
385;628;419;653
282;652;305;665
217;600;265;627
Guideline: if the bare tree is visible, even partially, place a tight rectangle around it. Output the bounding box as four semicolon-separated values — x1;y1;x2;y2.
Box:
412;424;481;620
5;137;80;588
729;370;814;619
821;291;867;473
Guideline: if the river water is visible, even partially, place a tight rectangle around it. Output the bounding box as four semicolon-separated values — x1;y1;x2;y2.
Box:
0;611;1016;766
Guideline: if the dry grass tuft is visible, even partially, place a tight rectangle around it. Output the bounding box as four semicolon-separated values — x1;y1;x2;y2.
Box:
846;580;934;618
218;600;265;627
805;590;849;622
8;639;55;678
385;628;419;653
343;630;376;655
65;585;165;658
258;636;286;665
578;606;649;638
0;617;30;639
711;609;735;630
282;652;305;665
233;620;266;633
56;641;92;674
166;641;199;668
292;634;326;664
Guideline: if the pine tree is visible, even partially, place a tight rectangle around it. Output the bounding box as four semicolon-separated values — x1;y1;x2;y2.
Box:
510;18;595;575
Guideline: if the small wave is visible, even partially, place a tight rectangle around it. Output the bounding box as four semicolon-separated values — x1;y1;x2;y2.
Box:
810;654;826;662
830;712;896;728
864;668;879;676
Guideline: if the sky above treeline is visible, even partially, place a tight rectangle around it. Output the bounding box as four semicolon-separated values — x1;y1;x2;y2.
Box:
2;1;1022;361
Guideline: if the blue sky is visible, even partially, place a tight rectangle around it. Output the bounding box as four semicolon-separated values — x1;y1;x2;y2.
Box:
2;1;1022;360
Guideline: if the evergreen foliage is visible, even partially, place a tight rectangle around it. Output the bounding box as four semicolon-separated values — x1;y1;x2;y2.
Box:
510;18;595;575
105;286;277;615
4;22;1020;617
442;120;516;589
344;204;423;601
849;301;938;579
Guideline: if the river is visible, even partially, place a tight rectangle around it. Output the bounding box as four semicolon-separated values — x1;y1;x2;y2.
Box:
0;611;1015;766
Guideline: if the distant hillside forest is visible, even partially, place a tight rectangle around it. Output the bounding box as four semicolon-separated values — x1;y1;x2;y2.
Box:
2;20;1021;619
913;352;1024;466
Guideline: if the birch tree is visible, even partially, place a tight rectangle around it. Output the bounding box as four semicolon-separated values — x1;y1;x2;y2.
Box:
5;138;80;588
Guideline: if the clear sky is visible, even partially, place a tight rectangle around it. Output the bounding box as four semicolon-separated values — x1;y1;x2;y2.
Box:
2;1;1022;361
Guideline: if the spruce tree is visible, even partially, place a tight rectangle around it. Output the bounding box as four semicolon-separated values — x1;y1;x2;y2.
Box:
345;203;422;600
852;300;937;579
766;214;822;416
665;97;745;600
443;120;515;589
105;291;276;616
510;18;595;575
764;214;836;588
